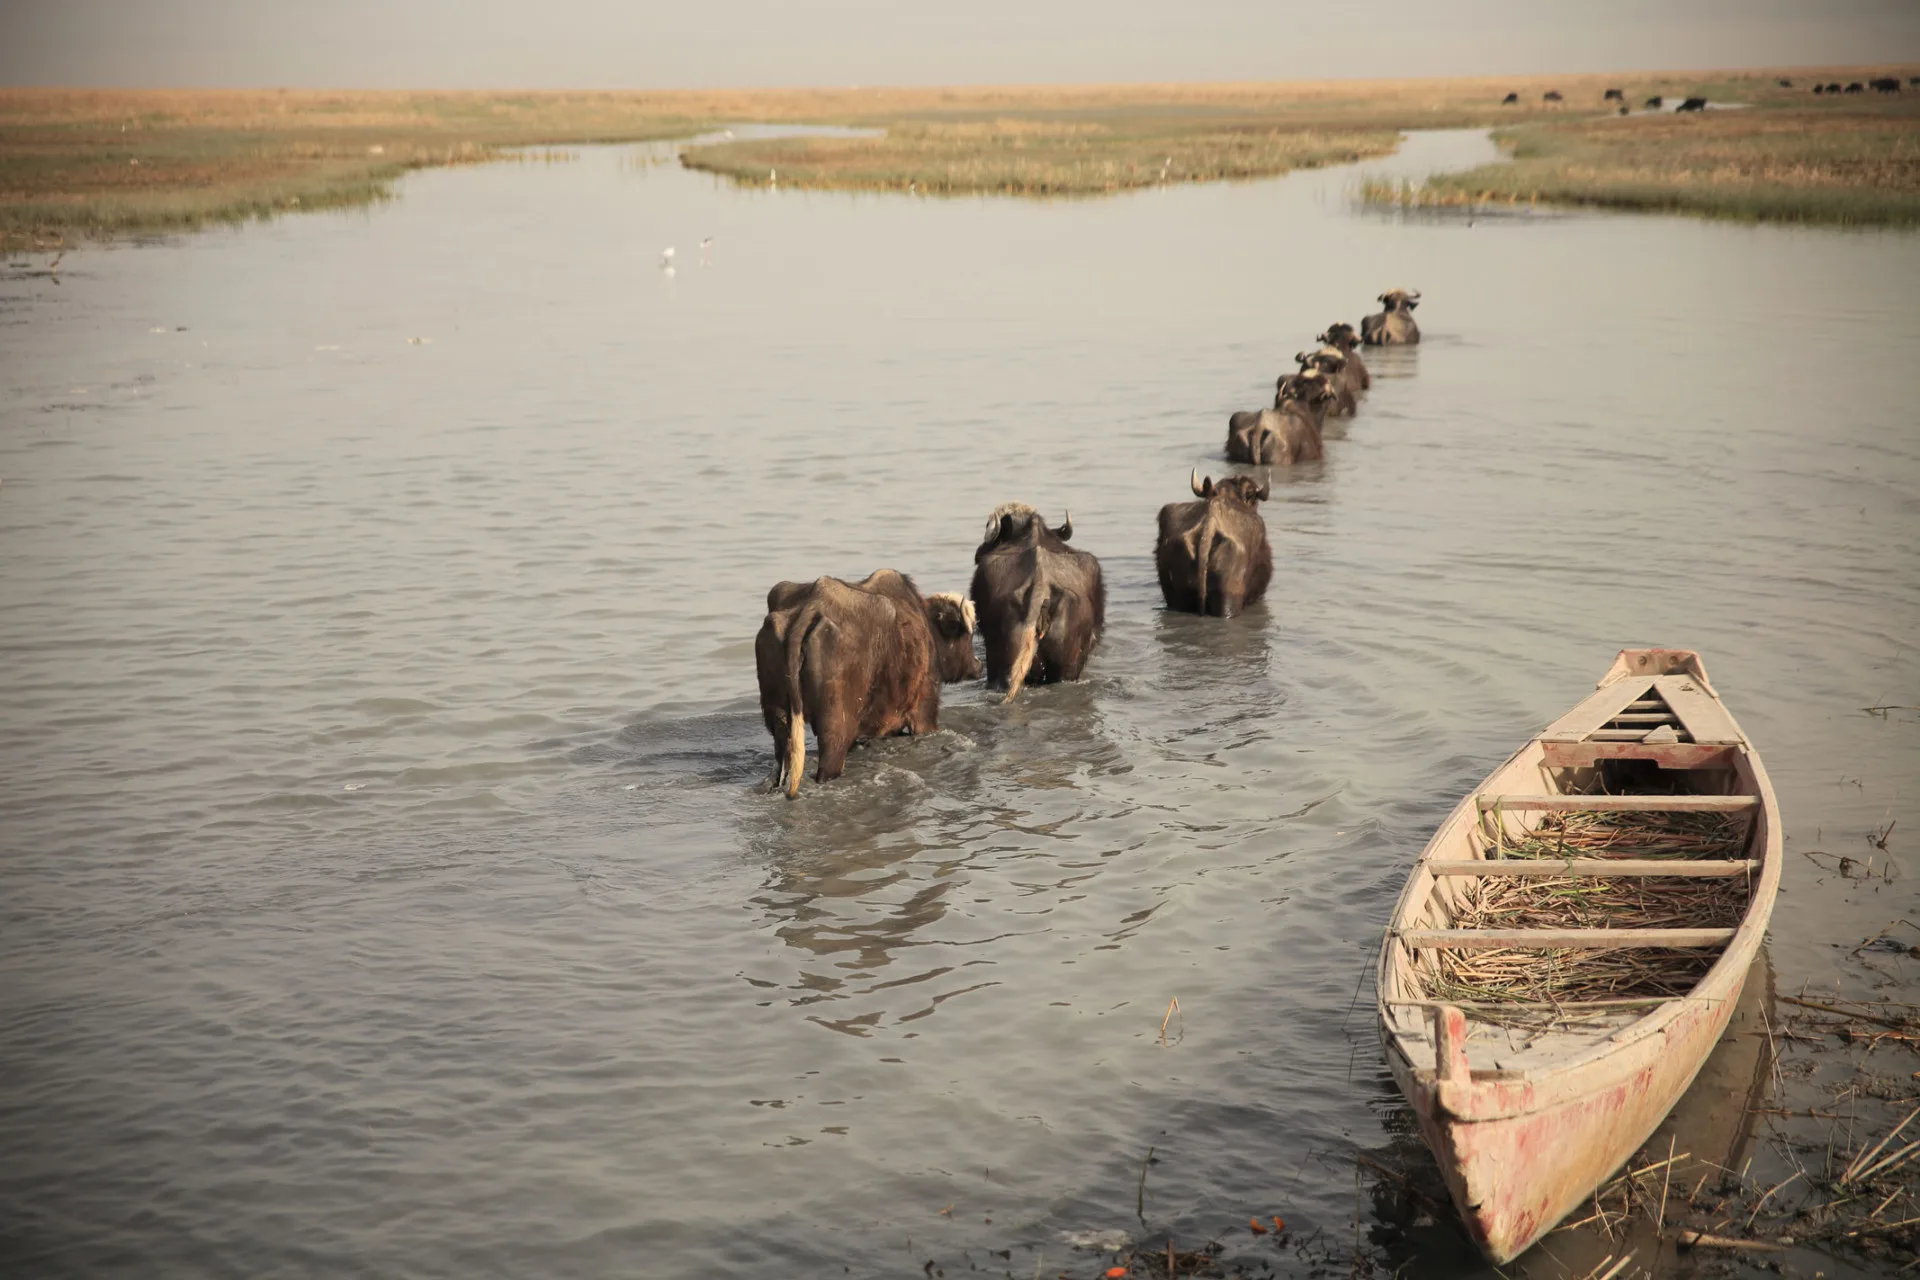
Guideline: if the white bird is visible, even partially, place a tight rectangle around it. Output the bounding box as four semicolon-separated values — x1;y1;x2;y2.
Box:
660;247;676;267
769;168;777;187
699;237;714;265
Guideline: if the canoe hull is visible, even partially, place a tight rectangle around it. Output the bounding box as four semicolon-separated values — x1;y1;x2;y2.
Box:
1385;961;1750;1263
1375;649;1780;1264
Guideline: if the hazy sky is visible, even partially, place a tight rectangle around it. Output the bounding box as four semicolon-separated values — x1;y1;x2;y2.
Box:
4;0;1917;89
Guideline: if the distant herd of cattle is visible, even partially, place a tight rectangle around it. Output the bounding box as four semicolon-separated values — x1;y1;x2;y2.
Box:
1500;76;1913;112
753;290;1423;795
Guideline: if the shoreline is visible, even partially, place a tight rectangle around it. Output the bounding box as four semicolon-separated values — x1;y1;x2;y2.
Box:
3;66;1917;251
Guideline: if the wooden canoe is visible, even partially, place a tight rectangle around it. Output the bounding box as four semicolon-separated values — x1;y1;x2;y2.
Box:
1375;648;1781;1264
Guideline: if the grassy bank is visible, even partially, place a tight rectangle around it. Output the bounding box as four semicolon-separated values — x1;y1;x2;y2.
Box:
1362;71;1920;226
0;90;719;251
678;121;1399;196
4;69;1917;249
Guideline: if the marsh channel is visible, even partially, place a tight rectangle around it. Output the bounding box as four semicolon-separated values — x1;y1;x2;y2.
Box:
2;127;1916;1278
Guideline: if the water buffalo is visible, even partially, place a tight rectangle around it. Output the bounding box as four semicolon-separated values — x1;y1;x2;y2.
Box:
1826;83;1843;93
1646;95;1664;108
925;591;983;682
1603;88;1624;102
1871;78;1902;93
1500;92;1519;105
1845;83;1864;94
1675;97;1708;112
756;570;941;797
1228;370;1336;464
1156;472;1273;618
1295;348;1358;416
1361;289;1421;346
1813;84;1825;95
970;504;1105;702
1911;78;1920;87
1543;90;1563;104
1778;79;1793;88
1317;322;1371;393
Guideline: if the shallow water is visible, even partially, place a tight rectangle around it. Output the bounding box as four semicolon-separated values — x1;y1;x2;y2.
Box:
1;128;1917;1278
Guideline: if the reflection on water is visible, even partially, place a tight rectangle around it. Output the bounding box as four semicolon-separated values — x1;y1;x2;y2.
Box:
0;125;1916;1278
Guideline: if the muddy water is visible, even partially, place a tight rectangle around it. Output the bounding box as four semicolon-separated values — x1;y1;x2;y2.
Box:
1;129;1916;1278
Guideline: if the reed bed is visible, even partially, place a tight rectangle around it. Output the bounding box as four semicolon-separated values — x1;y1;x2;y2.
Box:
1426;809;1750;1005
1388;100;1920;226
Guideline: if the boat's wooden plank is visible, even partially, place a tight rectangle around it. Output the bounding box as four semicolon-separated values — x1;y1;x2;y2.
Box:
1540;678;1657;743
1476;794;1756;812
1428;859;1759;878
1400;927;1735;950
1652;675;1744;745
1541;742;1739;770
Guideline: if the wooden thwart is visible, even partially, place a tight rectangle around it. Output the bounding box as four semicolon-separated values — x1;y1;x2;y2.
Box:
1541;741;1738;769
1400;927;1736;950
1428;858;1758;878
1476;794;1757;812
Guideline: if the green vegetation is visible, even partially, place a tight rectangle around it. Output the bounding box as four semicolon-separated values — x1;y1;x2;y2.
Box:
1362;75;1920;226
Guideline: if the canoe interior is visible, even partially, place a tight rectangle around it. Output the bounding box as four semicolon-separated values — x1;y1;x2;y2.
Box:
1382;744;1764;1074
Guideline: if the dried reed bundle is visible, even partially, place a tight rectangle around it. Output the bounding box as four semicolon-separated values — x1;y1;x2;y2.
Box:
1428;808;1750;1005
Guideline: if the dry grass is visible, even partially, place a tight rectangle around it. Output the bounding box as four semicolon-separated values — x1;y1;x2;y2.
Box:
1425;809;1751;1005
680;120;1398;196
1362;70;1920;225
5;67;1917;247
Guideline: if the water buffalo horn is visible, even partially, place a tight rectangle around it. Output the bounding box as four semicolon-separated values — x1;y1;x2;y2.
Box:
1056;510;1073;541
1191;468;1207;497
1256;479;1271;501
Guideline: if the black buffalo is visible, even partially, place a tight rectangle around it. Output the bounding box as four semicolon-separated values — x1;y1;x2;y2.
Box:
1603;88;1624;102
925;592;983;682
1317;322;1371;394
1871;78;1901;94
970;504;1105;702
1362;288;1421;345
1675;97;1708;112
1501;92;1519;105
756;570;941;797
1543;90;1563;104
1155;472;1273;618
1295;348;1358;416
1646;95;1664;108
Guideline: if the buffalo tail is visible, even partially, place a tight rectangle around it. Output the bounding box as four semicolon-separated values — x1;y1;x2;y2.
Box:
1193;511;1218;616
1002;565;1052;704
782;609;822;797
